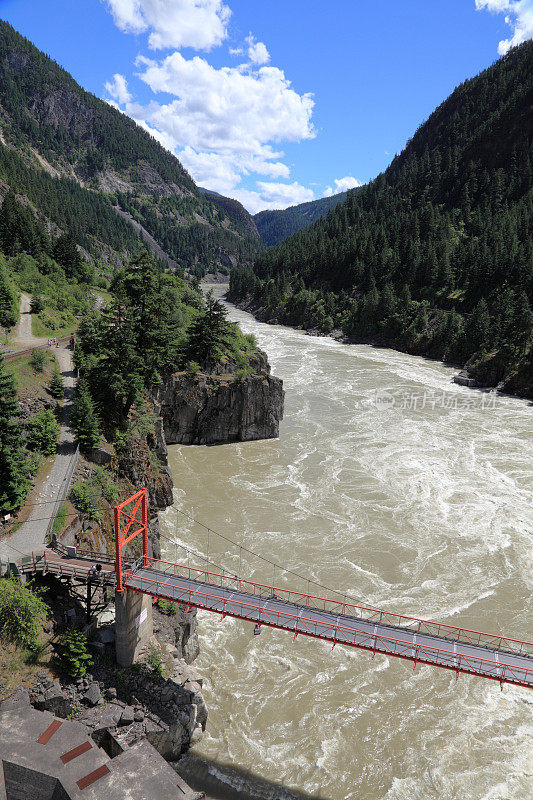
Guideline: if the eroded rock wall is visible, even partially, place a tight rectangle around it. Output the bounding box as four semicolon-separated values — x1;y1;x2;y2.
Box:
153;350;284;445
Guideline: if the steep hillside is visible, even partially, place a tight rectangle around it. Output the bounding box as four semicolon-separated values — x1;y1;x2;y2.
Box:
230;42;533;397
0;20;258;276
254;191;350;246
200;189;260;242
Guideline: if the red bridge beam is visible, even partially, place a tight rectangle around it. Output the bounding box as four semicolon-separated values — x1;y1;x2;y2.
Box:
141;557;533;659
122;564;533;690
114;489;148;592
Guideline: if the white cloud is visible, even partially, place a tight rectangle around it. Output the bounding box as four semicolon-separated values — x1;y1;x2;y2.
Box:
323;176;362;197
178;147;241;192
104;0;231;51
229;182;315;215
102;3;316;211
475;0;533;54
136;53;314;154
246;34;270;65
104;73;132;104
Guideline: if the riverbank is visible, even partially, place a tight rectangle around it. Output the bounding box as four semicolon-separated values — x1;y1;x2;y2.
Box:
229;293;533;402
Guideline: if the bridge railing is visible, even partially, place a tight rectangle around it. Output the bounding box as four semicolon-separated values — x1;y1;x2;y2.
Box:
122;567;533;689
140;557;533;659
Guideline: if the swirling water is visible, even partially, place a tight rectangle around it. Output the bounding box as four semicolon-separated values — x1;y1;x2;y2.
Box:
162;287;532;800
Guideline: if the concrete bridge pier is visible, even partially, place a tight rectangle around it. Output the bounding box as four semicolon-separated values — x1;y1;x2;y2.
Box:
115;590;153;667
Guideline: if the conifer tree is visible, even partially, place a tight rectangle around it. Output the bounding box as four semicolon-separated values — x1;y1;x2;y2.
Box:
26;409;59;456
512;292;532;355
53;628;93;679
184;291;232;368
49;367;64;399
70;379;100;451
464;299;490;353
0;355;29;511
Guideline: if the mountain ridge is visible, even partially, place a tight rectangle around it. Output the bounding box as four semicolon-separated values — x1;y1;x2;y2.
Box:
0;19;258;275
230;42;533;398
253;191;351;246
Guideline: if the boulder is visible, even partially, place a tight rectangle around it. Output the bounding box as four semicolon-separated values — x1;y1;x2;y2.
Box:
82;683;101;707
88;444;114;465
151;349;284;445
119;705;135;726
34;682;72;717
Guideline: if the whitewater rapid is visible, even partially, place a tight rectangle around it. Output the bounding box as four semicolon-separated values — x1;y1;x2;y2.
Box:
162;287;532;800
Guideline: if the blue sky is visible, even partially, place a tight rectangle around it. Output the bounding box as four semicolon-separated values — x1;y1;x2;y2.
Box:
0;0;531;212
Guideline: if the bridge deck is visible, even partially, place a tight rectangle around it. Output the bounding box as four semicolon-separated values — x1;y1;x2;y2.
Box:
124;563;533;689
17;549;116;584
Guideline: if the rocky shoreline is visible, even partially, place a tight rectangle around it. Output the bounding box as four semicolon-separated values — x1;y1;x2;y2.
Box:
42;344;285;786
15;571;207;763
229;295;533;401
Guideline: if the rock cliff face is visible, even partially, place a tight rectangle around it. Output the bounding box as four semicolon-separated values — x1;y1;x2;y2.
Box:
153;350;284;445
114;415;173;560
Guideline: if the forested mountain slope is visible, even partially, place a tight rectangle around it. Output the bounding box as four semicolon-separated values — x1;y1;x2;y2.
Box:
200;189;260;241
254;191;350;246
0;20;258;276
230;42;533;396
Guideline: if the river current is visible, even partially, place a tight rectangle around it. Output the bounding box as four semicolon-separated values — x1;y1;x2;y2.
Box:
162;286;532;800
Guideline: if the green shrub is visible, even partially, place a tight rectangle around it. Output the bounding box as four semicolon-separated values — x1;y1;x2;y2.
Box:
155;598;178;616
185;360;201;375
26;409;59;456
30;349;46;372
53;628;93;679
69;481;100;520
49;367;64;399
51;502;68;536
93;467;119;504
145;645;163;678
234;367;252;382
0;578;49;651
30;295;44;314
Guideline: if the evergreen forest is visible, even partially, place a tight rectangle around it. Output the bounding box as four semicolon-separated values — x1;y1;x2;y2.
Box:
230;42;533;396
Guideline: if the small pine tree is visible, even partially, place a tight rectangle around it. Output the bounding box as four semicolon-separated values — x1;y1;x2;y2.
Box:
30;349;46;372
26;409;59;456
0;355;30;511
49;367;64;399
53;628;93;679
70;380;100;451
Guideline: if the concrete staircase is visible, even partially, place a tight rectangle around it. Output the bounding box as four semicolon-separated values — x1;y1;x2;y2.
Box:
0;690;203;799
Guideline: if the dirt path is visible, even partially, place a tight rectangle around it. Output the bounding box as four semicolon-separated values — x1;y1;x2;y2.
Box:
13;293;48;348
0;345;78;562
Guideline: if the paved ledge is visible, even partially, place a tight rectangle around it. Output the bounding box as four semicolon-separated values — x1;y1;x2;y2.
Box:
0;690;203;800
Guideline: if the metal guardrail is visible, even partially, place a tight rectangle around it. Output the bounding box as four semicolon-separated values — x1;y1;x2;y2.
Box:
46;445;80;543
18;550;116;585
2;337;71;362
143;558;533;660
51;542;116;565
124;566;533;690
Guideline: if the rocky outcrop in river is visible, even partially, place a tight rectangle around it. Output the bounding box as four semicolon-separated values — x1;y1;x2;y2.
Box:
153;349;284;445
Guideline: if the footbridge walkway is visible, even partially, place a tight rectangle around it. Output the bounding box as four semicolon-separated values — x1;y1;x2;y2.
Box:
13;488;533;691
124;559;533;690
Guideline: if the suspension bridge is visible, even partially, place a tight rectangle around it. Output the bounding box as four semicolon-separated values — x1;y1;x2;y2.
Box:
17;489;533;690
